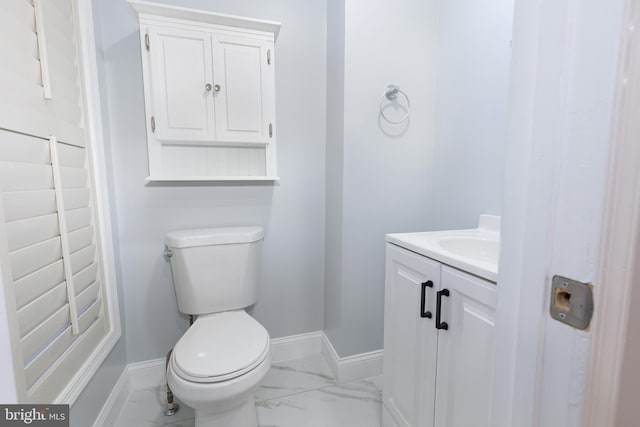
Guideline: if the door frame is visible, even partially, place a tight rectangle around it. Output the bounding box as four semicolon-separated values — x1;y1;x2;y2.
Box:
584;0;640;424
490;0;633;425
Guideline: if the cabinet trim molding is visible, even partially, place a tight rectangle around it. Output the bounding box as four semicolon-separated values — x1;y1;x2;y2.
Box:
145;175;280;182
129;1;281;39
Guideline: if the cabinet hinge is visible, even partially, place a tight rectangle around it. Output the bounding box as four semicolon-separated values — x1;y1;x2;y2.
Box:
269;123;273;138
267;49;271;65
145;33;150;51
150;116;156;133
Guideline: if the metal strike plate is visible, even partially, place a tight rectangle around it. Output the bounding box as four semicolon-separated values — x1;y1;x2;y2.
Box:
550;275;594;330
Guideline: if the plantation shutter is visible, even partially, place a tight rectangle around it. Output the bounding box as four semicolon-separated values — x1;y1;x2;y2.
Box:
0;0;110;403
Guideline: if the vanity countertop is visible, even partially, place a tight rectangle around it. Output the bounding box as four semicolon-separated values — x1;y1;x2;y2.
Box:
386;215;500;282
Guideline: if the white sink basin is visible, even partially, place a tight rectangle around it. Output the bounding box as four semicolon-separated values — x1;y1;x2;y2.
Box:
435;236;499;266
386;215;500;282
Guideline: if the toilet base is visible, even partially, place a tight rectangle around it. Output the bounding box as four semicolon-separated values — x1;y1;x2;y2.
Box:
194;395;258;427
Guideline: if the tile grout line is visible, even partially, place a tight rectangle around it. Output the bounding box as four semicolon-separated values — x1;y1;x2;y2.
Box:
255;375;381;404
256;383;336;403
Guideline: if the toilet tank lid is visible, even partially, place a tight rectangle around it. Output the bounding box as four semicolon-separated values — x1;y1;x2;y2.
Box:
166;226;264;248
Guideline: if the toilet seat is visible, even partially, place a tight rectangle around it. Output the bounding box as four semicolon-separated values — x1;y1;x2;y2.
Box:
172;310;270;383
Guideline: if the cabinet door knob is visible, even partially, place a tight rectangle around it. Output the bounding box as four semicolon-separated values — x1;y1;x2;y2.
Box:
213;84;221;92
421;281;433;319
205;83;212;91
436;289;450;330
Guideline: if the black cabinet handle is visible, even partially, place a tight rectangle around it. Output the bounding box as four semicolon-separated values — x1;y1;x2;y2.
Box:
436;288;450;330
420;280;434;319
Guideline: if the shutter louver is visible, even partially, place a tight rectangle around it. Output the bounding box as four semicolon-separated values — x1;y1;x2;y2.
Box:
0;0;84;147
0;0;115;404
0;129;108;402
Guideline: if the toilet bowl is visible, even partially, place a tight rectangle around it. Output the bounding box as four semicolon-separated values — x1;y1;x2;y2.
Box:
164;226;270;427
167;311;271;427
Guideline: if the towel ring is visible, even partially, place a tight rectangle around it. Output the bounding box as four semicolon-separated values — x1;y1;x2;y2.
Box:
379;85;410;124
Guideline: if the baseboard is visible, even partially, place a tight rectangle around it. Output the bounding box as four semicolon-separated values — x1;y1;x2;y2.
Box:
127;358;166;390
321;333;384;385
92;359;166;427
91;367;131;427
270;331;324;363
271;331;384;383
118;331;328;390
92;331;383;426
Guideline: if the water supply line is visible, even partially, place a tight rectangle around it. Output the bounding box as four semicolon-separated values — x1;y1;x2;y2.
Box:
163;245;192;417
164;315;193;416
164;348;179;416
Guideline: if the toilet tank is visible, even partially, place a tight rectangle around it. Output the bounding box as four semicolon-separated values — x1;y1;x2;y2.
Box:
165;226;263;315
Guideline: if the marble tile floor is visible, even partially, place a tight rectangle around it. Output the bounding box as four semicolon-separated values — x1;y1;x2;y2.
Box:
113;354;383;427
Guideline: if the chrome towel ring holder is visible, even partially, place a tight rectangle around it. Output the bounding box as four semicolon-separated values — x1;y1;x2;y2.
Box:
379;84;410;124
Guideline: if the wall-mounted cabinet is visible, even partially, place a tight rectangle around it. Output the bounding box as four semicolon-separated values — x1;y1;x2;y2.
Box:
130;1;281;181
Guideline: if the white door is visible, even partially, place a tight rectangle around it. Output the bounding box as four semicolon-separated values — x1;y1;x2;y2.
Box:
383;244;439;427
148;26;215;142
434;266;497;427
212;34;272;144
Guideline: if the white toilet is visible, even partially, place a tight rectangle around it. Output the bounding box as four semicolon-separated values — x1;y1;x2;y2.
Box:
164;226;271;427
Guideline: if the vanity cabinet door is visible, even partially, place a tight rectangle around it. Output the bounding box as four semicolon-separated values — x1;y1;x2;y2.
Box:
383;244;440;427
148;26;216;142
212;34;273;144
433;266;497;427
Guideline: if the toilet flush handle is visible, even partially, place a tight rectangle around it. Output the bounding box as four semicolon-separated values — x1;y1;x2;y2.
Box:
164;247;173;258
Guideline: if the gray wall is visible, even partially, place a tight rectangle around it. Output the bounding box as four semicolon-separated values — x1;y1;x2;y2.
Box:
430;0;514;230
96;0;327;363
69;345;127;427
324;0;345;352
70;1;129;425
324;0;438;357
323;0;513;357
71;1;517;422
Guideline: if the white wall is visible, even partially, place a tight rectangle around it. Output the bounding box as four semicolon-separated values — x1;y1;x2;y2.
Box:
430;0;514;230
95;0;328;363
324;0;438;357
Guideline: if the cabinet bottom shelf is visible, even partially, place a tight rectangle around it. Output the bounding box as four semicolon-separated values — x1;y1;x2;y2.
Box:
145;175;280;182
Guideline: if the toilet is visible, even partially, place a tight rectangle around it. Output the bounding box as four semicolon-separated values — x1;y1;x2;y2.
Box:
164;226;271;427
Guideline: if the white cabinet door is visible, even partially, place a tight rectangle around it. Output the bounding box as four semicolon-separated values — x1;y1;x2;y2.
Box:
149;26;215;142
434;266;497;427
383;244;440;427
212;34;273;144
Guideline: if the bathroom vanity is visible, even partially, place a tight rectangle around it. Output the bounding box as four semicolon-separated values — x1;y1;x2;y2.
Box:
382;216;499;427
